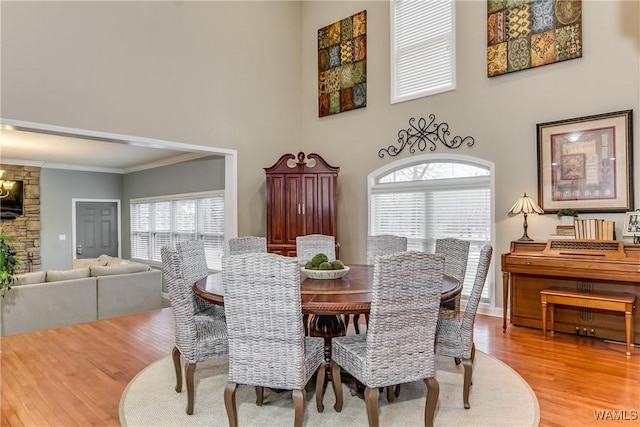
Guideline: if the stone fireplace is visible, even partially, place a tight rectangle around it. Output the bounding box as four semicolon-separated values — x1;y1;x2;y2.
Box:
0;164;41;272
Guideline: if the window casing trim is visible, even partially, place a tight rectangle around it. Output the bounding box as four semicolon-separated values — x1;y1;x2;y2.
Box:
130;190;223;204
368;153;496;306
368;153;492;189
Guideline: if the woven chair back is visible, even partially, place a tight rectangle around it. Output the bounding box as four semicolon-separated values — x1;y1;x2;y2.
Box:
365;251;444;383
366;235;408;265
296;234;336;263
229;236;267;255
161;245;198;361
460;245;493;355
435;238;471;284
175;240;209;284
222;252;308;390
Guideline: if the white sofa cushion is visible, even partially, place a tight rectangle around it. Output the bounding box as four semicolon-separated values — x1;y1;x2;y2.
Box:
97;270;162;319
46;268;91;282
14;271;47;286
90;263;150;277
1;278;98;336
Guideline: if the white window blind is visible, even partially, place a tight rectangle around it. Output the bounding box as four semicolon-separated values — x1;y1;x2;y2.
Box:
130;191;225;270
370;161;491;300
391;0;455;103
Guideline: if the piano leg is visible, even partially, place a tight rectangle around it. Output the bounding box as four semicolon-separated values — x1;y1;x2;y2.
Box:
541;300;547;340
502;272;510;332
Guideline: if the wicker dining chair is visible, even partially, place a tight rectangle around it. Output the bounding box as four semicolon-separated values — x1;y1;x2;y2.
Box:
435;244;493;409
228;236;267;255
366;235;408;265
222;253;326;427
329;251;444;427
436;238;471;320
345;235;408;334
296;234;336;263
175;240;225;321
161;245;229;415
296;234;337;334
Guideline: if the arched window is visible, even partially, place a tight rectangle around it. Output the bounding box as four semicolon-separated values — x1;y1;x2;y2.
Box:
368;154;493;301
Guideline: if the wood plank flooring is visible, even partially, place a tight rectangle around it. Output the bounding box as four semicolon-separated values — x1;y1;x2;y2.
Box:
2;308;639;426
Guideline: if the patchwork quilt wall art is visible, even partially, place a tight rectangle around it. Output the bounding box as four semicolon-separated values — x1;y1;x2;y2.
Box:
487;0;582;77
318;10;367;117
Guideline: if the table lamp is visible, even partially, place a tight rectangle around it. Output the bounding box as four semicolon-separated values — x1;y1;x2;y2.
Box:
507;193;544;241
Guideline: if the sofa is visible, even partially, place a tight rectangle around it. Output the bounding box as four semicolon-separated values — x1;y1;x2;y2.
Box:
0;255;162;336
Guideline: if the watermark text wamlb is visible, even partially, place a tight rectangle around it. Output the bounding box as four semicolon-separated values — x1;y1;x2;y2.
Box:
593;409;638;421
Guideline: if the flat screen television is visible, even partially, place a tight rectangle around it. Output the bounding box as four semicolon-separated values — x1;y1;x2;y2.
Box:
1;180;24;220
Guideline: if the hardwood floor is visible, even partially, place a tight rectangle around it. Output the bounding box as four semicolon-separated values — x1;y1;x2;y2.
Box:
2;309;639;426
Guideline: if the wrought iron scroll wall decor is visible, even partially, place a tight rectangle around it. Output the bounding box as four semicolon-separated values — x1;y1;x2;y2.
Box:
378;114;475;158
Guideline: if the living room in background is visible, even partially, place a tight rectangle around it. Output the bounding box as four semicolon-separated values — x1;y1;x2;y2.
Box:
368;154;494;302
130;191;225;270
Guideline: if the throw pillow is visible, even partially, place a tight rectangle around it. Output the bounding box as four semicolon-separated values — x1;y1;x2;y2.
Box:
106;258;129;266
73;258;108;269
90;263;150;277
46;268;91;282
98;254;115;264
13;271;47;286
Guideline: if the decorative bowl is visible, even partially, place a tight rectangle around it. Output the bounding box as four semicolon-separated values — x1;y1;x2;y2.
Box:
301;266;350;280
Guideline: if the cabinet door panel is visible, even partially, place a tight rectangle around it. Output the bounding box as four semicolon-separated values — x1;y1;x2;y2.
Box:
316;174;336;235
300;174;318;235
266;175;287;244
285;175;301;244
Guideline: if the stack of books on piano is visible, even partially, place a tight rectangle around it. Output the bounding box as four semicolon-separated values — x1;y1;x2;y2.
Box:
573;218;615;240
555;225;576;236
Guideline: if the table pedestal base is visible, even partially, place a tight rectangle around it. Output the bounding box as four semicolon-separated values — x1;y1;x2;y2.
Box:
309;314;345;380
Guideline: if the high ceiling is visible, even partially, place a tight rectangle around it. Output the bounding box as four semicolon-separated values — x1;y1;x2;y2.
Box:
0;127;211;173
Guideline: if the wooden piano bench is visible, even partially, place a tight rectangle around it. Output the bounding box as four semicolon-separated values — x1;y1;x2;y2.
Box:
540;287;636;356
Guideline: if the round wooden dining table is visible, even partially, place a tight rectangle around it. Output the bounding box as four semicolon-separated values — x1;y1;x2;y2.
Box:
193;264;461;377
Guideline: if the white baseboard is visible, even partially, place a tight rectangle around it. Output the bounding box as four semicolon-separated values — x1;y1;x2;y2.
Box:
461;301;502;318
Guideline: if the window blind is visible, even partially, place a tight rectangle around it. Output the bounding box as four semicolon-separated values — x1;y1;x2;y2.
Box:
130;191;225;270
370;161;491;300
391;0;455;103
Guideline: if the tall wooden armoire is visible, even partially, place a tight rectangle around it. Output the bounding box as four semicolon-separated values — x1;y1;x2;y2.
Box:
264;152;339;257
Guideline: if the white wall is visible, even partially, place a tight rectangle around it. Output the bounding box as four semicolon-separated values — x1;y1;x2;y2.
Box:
300;1;640;307
1;1;302;238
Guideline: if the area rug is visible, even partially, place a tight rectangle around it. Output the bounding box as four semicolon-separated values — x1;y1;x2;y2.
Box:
120;351;539;427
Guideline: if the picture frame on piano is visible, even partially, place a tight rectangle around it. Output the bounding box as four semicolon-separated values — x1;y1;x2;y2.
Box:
537;110;634;213
622;211;640;241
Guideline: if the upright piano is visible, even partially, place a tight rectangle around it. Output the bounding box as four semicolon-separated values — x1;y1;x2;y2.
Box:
501;240;640;344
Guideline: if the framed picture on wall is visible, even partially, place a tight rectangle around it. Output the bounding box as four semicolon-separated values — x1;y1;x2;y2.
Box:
537;110;634;213
317;10;367;117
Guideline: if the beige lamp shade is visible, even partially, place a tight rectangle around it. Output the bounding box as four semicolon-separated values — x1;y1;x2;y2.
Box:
508;193;544;241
